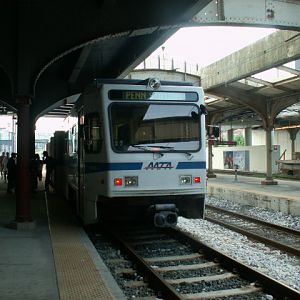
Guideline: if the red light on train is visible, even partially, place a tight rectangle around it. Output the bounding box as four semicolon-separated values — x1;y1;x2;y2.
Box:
193;176;201;183
114;178;123;186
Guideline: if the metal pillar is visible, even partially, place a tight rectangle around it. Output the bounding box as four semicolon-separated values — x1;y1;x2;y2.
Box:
14;96;35;228
207;140;216;178
261;127;277;185
288;128;299;159
227;129;234;146
29;118;36;157
245;127;252;146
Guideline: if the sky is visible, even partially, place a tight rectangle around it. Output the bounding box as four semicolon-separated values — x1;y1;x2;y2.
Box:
149;26;276;67
35;26;276;133
36;117;65;133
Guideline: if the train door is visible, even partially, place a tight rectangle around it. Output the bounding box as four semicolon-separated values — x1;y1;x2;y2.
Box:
78;113;85;219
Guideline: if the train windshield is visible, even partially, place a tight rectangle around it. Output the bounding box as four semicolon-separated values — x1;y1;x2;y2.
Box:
110;103;201;153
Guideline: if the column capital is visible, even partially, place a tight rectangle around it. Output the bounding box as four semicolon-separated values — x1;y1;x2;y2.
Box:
16;95;32;105
287;128;300;141
264;125;274;132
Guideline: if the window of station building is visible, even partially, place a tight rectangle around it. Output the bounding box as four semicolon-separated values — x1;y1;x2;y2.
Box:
84;113;102;153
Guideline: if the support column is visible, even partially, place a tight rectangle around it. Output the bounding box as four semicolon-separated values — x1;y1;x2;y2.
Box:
207;140;216;178
288;128;299;159
245;127;252;146
13;96;35;229
261;127;277;185
29;118;36;157
227;129;234;142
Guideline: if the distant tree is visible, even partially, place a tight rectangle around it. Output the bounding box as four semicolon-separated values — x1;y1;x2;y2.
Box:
234;134;245;146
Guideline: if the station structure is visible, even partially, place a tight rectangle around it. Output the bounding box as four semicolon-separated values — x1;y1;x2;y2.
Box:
127;29;300;184
0;1;300;299
0;0;300;226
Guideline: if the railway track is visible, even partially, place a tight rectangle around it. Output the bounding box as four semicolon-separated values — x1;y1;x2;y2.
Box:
205;204;300;257
89;223;300;299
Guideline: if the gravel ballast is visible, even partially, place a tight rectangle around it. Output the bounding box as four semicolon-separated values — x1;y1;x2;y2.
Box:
177;197;300;291
206;196;300;230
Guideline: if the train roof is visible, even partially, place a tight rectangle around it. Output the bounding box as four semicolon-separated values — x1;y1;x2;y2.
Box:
73;78;199;112
94;78;194;87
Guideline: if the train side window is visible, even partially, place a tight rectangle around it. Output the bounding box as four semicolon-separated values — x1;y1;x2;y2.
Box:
84;113;102;153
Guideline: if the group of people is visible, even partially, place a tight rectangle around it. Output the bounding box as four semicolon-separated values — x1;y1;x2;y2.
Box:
30;151;55;193
30;153;43;192
0;150;55;194
0;152;17;193
0;152;9;182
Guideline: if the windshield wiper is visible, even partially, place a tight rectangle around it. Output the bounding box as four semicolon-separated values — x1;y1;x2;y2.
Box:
184;152;193;159
130;144;174;151
131;144;194;158
130;144;152;151
144;145;174;150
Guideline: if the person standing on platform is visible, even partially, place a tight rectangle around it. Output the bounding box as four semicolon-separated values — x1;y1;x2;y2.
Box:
30;153;42;192
0;152;5;180
36;154;43;182
42;151;55;193
7;152;17;193
2;152;10;183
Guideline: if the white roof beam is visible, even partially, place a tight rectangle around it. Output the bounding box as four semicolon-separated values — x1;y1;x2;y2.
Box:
277;65;300;76
199;30;300;91
192;0;300;30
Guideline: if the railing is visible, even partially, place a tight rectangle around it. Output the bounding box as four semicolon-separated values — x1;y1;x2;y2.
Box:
135;55;201;76
276;149;287;172
279;149;287;161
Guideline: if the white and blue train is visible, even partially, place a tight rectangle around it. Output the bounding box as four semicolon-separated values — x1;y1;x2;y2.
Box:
57;78;207;227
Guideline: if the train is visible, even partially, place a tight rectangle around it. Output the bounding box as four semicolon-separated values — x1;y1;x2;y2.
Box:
50;78;207;227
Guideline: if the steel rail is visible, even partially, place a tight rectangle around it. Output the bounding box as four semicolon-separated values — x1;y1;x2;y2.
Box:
206;204;300;235
205;205;300;257
101;223;186;300
98;221;300;299
170;227;300;299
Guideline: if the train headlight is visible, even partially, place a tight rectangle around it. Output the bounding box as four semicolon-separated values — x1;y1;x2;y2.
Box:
125;176;138;187
179;175;192;185
148;78;161;89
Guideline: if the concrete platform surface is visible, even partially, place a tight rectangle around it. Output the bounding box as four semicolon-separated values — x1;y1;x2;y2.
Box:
0;179;125;300
0;182;59;300
207;173;300;216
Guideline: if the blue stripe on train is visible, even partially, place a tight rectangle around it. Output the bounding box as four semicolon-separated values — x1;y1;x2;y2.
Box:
85;161;206;173
176;161;206;169
85;162;143;173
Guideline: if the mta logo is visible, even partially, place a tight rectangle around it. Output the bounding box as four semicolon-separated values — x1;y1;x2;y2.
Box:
144;162;174;170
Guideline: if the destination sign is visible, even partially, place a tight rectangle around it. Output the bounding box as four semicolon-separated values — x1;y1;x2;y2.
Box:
109;90;198;102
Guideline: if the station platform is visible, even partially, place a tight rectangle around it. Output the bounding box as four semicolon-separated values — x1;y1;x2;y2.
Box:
0;180;125;300
207;173;300;216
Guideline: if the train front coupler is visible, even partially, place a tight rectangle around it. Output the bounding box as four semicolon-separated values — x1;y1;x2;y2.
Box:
148;204;178;228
